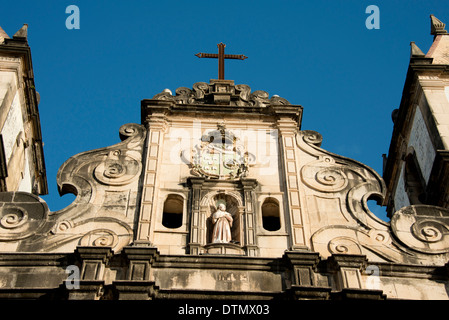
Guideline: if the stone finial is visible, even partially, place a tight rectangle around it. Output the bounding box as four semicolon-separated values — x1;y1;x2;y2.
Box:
410;41;425;57
0;26;10;43
13;24;28;39
430;14;448;36
409;41;432;65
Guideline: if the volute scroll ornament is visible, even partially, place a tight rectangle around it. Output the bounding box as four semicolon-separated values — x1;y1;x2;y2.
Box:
93;150;141;186
391;205;449;254
298;130;323;148
34;122;146;253
328;236;363;255
300;156;349;193
0;192;49;241
57;123;145;196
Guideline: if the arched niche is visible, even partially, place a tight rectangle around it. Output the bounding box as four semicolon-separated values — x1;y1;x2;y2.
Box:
200;191;244;245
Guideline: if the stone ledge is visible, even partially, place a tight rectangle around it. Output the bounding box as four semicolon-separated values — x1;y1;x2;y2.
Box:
111;280;159;300
287;285;332;300
331;288;387;300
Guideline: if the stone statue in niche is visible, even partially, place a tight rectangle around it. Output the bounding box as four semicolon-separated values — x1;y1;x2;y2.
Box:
211;203;233;243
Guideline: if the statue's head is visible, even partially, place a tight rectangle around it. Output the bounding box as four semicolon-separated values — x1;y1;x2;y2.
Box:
218;203;226;211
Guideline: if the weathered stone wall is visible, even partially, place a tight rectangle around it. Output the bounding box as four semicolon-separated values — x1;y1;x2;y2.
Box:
0;66;34;193
0;248;447;300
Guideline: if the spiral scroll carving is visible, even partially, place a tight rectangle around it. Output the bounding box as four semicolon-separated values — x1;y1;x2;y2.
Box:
103;161;126;179
80;229;118;248
300;156;348;193
0;192;48;240
94;154;141;186
328;237;362;255
193;82;210;100
119;123;144;140
299;130;323;147
249;90;270;107
0;207;28;229
235;84;251;103
413;220;445;243
316;168;346;187
391;205;449;254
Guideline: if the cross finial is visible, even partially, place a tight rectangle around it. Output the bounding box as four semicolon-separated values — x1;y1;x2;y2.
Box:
195;43;248;80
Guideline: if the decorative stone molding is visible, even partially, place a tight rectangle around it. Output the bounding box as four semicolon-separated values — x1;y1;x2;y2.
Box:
283;251;321;286
327;254;368;290
75;246;113;281
122;246;159;281
111;280;159;300
298;129;449;265
152;79;290;107
0;123;145;253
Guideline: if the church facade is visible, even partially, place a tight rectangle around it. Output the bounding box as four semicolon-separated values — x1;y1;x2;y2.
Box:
0;16;449;300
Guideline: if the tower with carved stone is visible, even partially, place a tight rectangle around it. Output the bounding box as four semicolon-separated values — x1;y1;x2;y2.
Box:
384;15;449;215
0;17;449;301
0;24;47;196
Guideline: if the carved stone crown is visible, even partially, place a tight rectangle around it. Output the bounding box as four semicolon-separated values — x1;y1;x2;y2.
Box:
430;14;448;36
152;79;290;107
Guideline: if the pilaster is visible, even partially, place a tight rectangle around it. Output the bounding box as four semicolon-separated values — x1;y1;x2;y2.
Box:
111;246;160;300
326;254;386;300
122;245;159;281
327;253;367;290
275;109;307;250
136;100;170;244
76;246;113;281
68;246;113;300
241;178;258;256
187;177;206;255
283;251;331;300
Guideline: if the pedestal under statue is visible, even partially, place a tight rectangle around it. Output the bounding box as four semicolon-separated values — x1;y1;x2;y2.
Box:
211;203;233;243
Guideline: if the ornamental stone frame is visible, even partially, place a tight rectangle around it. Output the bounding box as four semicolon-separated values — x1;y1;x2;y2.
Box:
187;177;258;256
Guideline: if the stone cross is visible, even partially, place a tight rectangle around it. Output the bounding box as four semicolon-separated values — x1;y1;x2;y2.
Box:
195;43;248;80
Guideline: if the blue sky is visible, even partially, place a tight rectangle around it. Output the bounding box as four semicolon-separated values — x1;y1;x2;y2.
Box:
1;1;448;220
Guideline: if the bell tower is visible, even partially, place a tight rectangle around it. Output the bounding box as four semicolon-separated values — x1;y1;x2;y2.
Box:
384;15;449;214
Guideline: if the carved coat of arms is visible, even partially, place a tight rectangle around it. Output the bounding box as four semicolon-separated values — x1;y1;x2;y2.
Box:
191;124;250;180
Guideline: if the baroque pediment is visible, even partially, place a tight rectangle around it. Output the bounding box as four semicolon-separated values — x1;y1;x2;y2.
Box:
152;79;290;107
0;123;145;253
298;130;449;265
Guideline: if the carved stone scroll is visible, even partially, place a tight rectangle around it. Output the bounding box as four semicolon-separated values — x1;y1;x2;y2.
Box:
0;123;146;253
300;130;449;265
0;192;48;241
391;205;449;254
